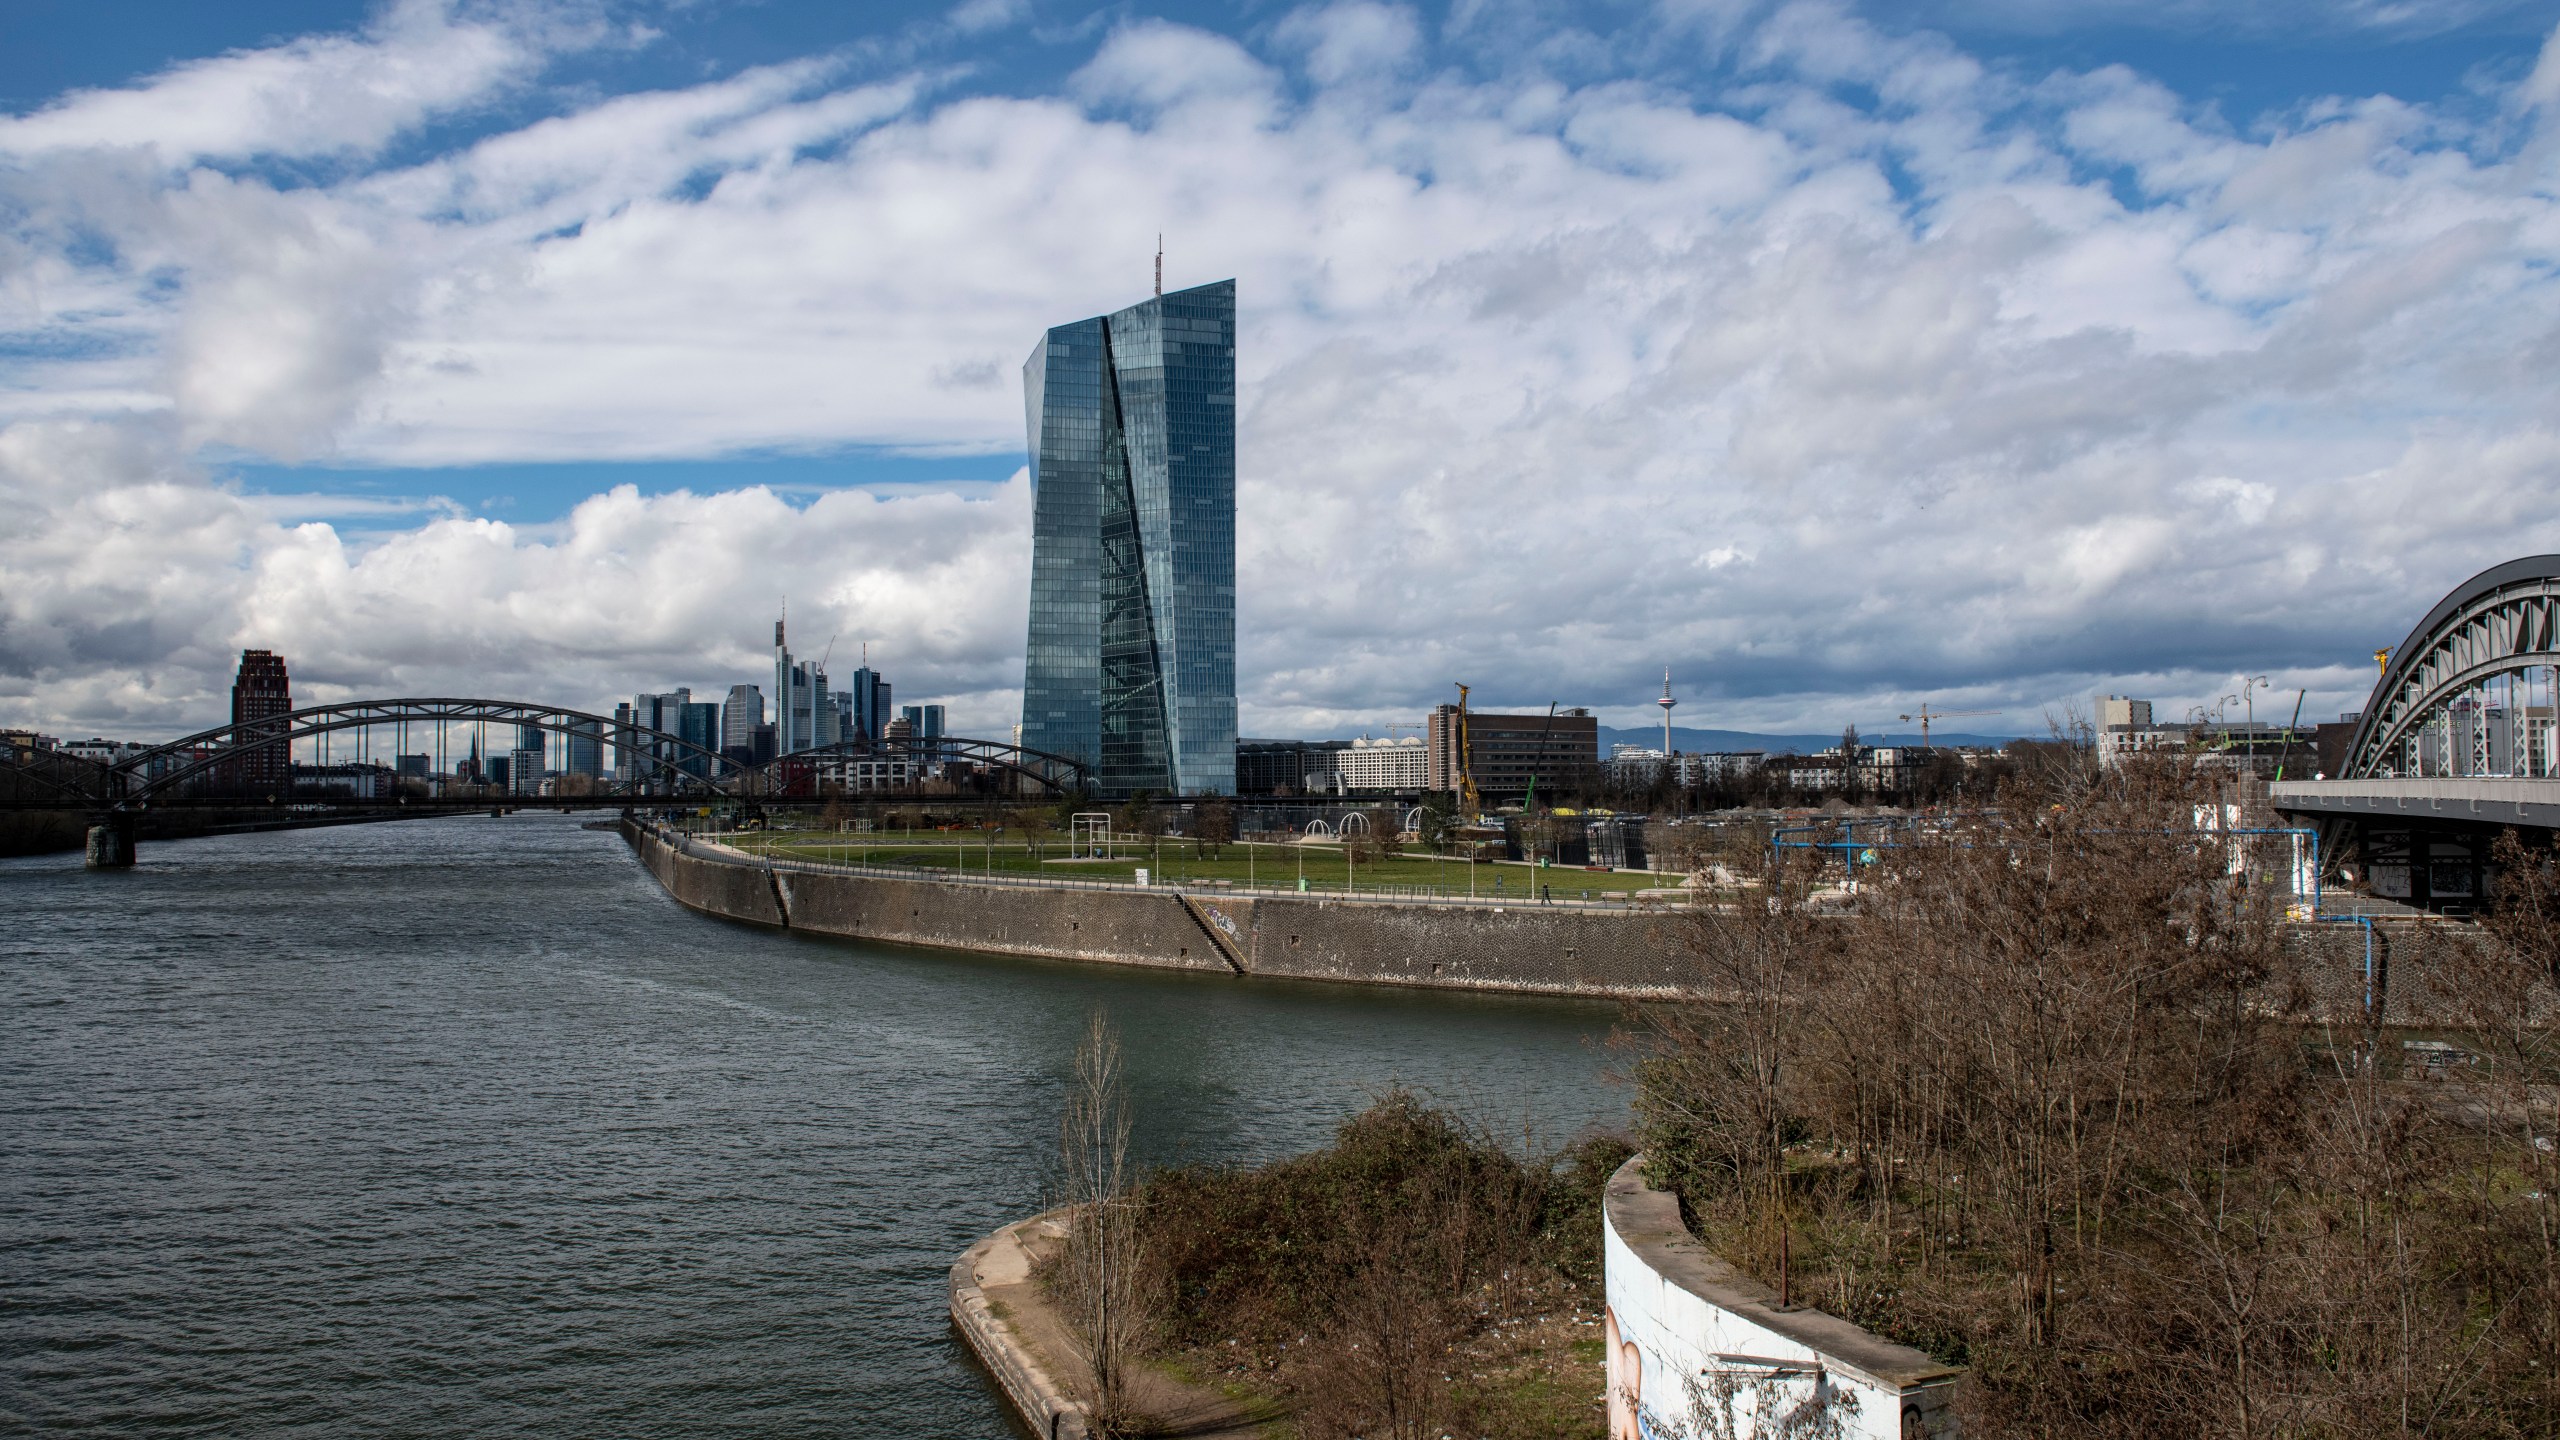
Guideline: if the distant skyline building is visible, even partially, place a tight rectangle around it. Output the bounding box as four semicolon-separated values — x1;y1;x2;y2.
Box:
845;658;893;741
631;689;689;783
772;617;839;756
721;684;764;766
228;648;292;793
1235;737;1351;795
678;700;719;778
1020;278;1238;797
565;720;604;778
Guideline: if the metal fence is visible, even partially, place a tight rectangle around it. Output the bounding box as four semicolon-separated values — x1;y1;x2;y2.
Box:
656;823;1689;913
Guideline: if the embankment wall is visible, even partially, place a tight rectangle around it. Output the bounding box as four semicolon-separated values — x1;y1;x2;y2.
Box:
623;822;2541;1019
624;820;1690;997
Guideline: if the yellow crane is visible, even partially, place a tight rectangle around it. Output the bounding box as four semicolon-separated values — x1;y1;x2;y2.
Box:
1453;683;1481;818
1898;703;2001;749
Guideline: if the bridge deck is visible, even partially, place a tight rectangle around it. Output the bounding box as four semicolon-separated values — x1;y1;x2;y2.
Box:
2269;777;2560;829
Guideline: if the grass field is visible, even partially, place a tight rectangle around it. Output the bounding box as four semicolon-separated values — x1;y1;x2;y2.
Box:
717;829;1680;900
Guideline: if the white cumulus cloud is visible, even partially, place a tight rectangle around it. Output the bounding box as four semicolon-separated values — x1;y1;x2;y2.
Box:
7;2;2560;745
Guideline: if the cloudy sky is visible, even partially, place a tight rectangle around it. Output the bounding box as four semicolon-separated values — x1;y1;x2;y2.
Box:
6;0;2560;743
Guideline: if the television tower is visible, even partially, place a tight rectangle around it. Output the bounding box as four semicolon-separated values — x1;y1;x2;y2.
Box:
1658;668;1677;758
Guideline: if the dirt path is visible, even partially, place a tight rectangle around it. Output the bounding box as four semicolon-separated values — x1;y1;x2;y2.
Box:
973;1215;1281;1439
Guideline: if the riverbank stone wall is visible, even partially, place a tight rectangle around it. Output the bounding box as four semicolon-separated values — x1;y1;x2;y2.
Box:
624;820;1691;997
622;822;2544;1019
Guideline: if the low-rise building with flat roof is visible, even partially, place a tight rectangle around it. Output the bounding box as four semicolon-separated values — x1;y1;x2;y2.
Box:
1428;704;1600;800
1337;735;1427;793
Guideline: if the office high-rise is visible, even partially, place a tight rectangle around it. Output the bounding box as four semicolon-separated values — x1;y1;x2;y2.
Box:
229;648;293;792
1019;279;1237;796
632;689;690;782
772;619;838;755
722;685;764;766
565;720;604;778
844;667;893;741
902;703;947;764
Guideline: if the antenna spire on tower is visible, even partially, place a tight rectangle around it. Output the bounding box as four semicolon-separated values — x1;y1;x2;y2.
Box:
1155;234;1163;297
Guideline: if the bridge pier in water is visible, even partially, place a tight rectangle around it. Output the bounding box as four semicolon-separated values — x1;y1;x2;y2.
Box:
85;814;136;869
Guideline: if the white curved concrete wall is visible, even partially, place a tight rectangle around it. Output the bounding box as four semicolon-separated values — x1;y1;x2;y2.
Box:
1601;1157;1960;1440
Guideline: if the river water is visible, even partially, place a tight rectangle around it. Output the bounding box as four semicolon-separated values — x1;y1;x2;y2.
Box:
1;812;1625;1437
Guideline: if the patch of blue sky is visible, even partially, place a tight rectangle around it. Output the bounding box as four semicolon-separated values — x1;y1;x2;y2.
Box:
217;447;1030;526
1915;22;2548;131
8;1;2551;163
0;326;150;362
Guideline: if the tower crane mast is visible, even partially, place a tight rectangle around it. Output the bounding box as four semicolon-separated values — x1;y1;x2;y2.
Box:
1897;703;2001;749
1453;684;1481;819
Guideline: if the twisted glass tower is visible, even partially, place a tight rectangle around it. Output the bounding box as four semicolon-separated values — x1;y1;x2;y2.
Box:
1021;279;1237;797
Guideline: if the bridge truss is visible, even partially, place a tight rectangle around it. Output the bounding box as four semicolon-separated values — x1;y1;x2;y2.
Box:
2343;556;2560;781
1;698;1090;811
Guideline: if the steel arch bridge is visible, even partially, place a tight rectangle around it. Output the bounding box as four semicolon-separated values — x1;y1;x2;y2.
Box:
0;746;117;808
2341;556;2560;781
0;698;1092;811
103;699;747;809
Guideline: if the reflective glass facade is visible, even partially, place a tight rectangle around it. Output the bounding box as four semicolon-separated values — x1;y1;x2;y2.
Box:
1021;280;1237;797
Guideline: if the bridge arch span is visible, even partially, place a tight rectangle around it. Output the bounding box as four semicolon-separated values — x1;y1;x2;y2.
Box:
2343;555;2560;781
109;699;742;808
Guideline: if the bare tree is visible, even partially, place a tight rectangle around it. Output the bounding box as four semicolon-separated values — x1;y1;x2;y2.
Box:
1192;795;1235;859
1297;1198;1463;1440
1059;1010;1150;1435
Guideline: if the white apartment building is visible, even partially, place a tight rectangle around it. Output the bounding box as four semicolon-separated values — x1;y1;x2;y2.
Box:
816;755;914;792
1611;746;1767;787
1337;734;1428;793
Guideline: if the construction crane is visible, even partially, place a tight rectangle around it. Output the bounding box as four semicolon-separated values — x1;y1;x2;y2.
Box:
1897;703;2001;749
1453;684;1481;818
1522;701;1560;812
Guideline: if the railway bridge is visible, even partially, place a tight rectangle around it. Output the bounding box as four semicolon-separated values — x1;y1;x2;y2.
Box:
2271;555;2560;909
0;698;1088;868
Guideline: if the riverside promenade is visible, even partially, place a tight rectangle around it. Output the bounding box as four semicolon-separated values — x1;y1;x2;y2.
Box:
623;817;1701;998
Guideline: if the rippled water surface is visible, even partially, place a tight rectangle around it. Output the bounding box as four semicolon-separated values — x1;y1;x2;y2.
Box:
1;814;1624;1436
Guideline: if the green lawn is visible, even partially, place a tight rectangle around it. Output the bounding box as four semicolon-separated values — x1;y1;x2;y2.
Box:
714;829;1683;900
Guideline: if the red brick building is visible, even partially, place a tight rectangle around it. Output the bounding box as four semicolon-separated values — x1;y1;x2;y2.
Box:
229;649;293;793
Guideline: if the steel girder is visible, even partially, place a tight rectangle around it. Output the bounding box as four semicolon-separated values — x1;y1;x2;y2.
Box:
105;698;742;808
14;698;1097;810
0;747;117;806
2344;558;2560;779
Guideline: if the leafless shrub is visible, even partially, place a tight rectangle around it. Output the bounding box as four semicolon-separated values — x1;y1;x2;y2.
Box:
1130;1093;1619;1438
1636;752;2560;1437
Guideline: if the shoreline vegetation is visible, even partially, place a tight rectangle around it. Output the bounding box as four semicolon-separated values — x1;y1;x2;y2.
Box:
1016;747;2555;1440
1633;752;2560;1438
1041;1007;1632;1440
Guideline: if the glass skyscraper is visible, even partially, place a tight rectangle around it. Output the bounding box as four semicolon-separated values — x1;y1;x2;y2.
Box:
1021;279;1237;797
